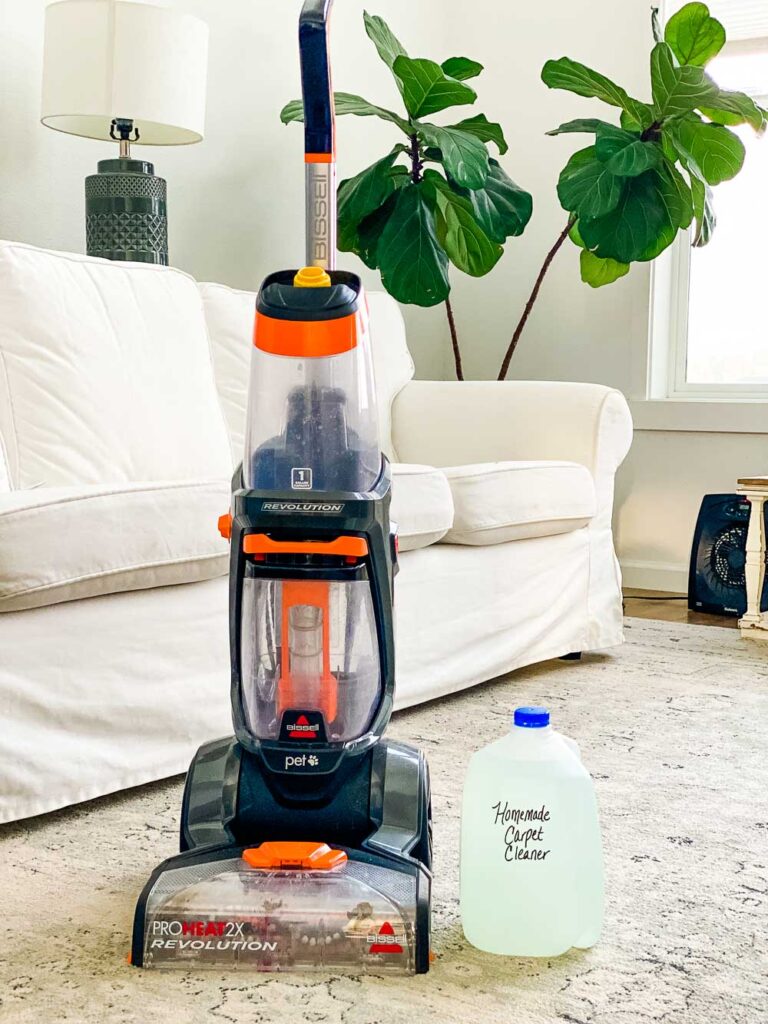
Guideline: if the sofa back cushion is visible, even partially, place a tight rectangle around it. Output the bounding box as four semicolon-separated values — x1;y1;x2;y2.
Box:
0;241;232;489
199;283;414;464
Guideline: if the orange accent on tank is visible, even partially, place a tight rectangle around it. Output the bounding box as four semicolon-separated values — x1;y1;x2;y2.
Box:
218;512;232;540
253;310;358;358
242;841;347;871
243;534;368;558
304;152;334;163
277;578;338;723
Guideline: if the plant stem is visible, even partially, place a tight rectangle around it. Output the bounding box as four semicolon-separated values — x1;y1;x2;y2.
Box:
641;120;662;141
497;217;575;381
408;133;423;183
445;297;464;380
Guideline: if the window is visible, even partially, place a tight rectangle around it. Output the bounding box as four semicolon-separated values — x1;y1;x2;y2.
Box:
651;3;768;402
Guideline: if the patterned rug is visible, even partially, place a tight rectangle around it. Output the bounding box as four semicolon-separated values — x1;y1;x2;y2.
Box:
1;618;766;1024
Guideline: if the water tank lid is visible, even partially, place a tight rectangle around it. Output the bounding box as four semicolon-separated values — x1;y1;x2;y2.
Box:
514;706;550;728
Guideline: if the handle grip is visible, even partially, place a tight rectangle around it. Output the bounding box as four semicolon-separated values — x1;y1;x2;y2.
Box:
299;0;334;160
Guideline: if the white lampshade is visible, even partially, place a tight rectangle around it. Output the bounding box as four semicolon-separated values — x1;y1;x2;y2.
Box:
41;0;208;145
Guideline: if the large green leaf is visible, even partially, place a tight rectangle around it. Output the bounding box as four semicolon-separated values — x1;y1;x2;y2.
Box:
363;11;407;68
376;184;450;306
541;57;654;128
425;171;502;276
547;118;623;137
463;159;533;242
569;220;586;247
650;42;719;117
280;93;410;133
580;249;630;287
393;55;476;118
557;146;624;219
417;123;489;189
579;170;674;262
620;105;655;132
670;115;745;183
446;114;508;154
350;191;401;268
655;159;694;231
700;90;767;133
337;151;408;250
664;2;725;67
595;127;663;176
690;173;716;246
441;57;483;81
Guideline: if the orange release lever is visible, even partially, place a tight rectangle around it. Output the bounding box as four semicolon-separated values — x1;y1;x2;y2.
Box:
243;534;368;558
242;841;347;871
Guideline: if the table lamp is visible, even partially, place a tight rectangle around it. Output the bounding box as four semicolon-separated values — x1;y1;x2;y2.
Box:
41;0;208;265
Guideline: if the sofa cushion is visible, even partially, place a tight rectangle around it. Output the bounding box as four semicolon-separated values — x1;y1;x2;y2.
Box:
199;283;414;464
442;460;596;546
0;480;229;612
0;241;232;489
391;463;453;551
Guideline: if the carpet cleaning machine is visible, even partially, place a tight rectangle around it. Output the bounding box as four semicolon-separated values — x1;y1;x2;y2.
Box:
131;0;432;975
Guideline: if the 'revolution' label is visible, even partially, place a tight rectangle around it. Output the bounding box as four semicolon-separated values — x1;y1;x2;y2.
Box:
261;501;345;514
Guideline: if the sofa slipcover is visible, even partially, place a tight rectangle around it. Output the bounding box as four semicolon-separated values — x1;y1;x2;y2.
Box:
0;241;232;490
0;467;452;614
0;241;634;822
442;460;595;546
390;463;454;551
0;479;230;612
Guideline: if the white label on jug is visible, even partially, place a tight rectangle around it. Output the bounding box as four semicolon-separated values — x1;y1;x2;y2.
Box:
491;801;551;862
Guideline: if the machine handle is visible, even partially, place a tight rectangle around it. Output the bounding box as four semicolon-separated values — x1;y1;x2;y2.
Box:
299;0;335;161
299;0;337;268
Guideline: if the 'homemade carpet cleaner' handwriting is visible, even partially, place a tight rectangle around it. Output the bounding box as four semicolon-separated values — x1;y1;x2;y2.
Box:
492;801;551;862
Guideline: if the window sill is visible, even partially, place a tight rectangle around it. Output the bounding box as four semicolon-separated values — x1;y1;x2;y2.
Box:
630;399;768;434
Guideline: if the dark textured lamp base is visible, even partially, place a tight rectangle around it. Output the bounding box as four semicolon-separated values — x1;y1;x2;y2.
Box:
85;158;168;265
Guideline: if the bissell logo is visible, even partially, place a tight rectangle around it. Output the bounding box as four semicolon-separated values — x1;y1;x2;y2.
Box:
288;715;319;740
368;921;403;955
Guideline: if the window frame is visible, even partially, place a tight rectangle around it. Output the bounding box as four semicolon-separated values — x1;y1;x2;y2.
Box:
648;43;768;404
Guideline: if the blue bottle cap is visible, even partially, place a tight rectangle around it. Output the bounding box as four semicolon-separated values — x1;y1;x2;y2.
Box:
514;706;550;728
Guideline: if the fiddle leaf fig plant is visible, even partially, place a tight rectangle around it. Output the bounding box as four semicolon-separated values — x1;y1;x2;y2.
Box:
498;2;767;379
281;11;533;379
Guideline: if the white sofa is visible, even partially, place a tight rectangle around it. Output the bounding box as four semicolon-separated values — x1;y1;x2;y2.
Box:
0;241;633;823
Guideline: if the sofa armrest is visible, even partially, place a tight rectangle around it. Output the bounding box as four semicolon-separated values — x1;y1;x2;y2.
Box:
391;380;633;502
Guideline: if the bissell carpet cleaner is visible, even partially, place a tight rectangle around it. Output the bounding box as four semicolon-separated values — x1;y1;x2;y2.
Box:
131;0;432;974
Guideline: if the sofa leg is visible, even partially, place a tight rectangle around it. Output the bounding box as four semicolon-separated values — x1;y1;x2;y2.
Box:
560;651;582;661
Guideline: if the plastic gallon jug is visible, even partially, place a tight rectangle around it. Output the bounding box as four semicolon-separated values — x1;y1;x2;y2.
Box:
460;706;603;957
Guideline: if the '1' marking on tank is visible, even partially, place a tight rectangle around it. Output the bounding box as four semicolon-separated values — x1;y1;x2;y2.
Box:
291;467;312;490
368;922;403;954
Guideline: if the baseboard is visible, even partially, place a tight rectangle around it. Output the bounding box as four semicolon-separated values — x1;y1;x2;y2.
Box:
620;559;688;594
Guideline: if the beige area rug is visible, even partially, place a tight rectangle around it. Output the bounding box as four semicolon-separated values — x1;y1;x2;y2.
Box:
1;618;767;1024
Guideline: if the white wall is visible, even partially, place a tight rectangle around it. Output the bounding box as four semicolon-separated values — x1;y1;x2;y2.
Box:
1;0;765;590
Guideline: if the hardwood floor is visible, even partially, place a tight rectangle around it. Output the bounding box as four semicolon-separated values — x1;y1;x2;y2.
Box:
623;588;738;629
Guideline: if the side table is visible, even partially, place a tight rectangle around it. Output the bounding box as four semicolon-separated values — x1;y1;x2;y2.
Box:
737;477;768;640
